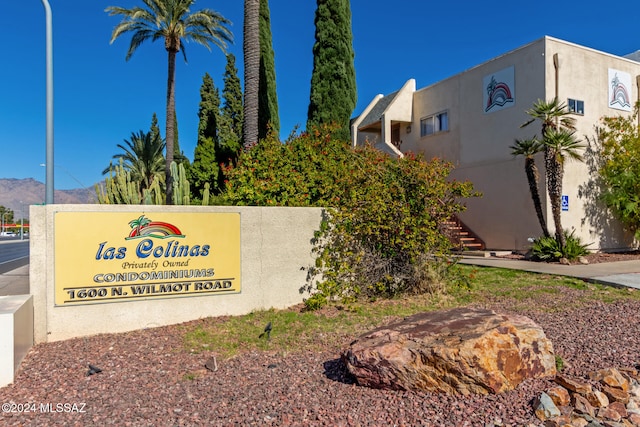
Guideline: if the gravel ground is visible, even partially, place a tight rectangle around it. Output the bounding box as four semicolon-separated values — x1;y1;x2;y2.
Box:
498;249;640;264
2;274;640;425
582;250;640;263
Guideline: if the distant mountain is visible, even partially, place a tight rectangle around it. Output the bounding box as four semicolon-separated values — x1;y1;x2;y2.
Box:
0;178;97;219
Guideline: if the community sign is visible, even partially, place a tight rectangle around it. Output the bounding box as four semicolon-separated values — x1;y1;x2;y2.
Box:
54;212;241;306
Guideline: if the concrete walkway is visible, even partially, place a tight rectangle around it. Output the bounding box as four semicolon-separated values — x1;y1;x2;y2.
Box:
0;265;29;296
2;256;640;297
458;256;640;289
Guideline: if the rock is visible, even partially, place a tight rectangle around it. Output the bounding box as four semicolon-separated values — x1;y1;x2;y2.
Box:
578;256;590;265
342;307;556;394
556;374;593;394
204;356;218;372
604;386;631;404
569;417;589;427
628;412;640;425
560;257;571;265
547;385;572;406
598;406;622;422
539;364;640;427
534;392;561;420
609;401;628;418
591;368;630;392
619;367;639;382
586;390;610;408
627;399;640;414
630;384;640;398
574;394;596;417
543;413;571;426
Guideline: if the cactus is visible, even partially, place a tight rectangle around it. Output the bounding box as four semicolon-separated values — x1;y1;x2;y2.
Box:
97;159;204;206
96;159;142;204
171;161;191;205
202;182;210;206
141;178;165;205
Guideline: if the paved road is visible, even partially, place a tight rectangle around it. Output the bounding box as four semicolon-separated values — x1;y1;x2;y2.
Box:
0;239;29;274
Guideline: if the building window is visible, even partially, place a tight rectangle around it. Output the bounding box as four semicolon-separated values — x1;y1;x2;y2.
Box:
568;99;584;115
420;111;449;137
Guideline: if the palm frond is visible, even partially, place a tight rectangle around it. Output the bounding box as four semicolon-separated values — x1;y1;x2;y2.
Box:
543;128;584;163
510;136;542;157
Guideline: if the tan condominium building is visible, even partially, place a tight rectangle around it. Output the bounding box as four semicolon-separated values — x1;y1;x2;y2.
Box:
352;36;640;252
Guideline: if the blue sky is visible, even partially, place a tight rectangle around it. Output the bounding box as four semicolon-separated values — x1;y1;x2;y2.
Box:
2;0;640;191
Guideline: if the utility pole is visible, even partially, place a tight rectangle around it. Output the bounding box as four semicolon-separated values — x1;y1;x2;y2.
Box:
41;0;55;204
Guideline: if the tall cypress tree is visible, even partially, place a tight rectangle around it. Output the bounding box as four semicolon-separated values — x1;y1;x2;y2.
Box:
189;73;220;198
307;0;357;141
173;110;190;166
219;54;243;166
258;0;279;139
150;113;161;142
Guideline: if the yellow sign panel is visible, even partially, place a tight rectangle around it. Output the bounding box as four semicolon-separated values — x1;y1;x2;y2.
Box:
54;212;241;306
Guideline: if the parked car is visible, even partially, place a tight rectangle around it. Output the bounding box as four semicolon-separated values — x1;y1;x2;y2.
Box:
0;231;16;237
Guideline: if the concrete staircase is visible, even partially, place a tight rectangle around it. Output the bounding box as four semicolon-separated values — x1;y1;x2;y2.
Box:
443;217;485;252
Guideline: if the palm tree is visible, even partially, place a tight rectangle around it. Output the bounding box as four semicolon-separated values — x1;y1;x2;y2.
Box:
510;137;550;238
103;130;166;192
106;0;233;204
522;98;579;248
542;127;584;248
128;215;152;237
243;0;260;149
522;98;576;136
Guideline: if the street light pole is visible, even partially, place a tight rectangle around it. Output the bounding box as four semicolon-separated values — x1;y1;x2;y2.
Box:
20;205;24;241
41;0;54;204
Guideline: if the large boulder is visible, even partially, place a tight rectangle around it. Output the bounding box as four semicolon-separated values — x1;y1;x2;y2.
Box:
342;307;556;395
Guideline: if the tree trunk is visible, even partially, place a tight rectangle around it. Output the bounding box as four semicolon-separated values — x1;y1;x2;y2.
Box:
525;158;550;237
546;149;565;248
243;0;260;149
165;49;177;205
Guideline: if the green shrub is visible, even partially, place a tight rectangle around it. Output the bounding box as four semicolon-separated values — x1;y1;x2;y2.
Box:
531;229;590;261
221;127;351;207
222;126;479;308
592;103;640;239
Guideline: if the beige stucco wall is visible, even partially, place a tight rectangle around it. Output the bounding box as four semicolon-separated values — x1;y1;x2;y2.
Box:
352;94;383;148
401;38;548;250
395;36;640;251
29;205;324;343
546;38;640;250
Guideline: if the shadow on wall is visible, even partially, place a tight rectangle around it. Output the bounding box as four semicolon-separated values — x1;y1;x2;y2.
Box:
578;135;637;251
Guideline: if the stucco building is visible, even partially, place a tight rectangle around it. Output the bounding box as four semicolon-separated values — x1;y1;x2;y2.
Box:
352;36;640;252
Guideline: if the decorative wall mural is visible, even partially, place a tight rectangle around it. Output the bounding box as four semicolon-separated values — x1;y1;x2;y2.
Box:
483;66;515;113
608;69;632;112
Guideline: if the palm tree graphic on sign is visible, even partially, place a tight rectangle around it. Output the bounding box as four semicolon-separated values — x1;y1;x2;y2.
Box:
126;215;184;240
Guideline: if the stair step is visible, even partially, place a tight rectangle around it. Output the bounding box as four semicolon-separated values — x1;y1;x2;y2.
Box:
443;216;485;250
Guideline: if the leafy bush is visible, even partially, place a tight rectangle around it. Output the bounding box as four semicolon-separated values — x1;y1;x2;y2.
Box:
222;126;479;308
531;230;590;261
592;103;640;239
221;127;352;207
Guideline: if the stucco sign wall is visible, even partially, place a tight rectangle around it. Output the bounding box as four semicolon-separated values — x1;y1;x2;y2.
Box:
54;212;241;305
